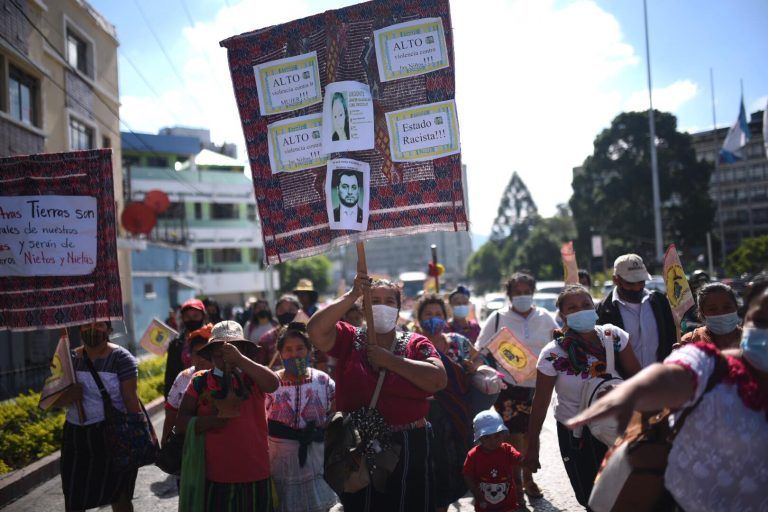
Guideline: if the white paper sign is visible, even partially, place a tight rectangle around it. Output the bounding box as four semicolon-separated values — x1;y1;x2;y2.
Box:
0;195;98;276
374;18;449;82
267;114;327;174
325;158;370;232
385;100;460;162
322;81;374;154
253;52;322;116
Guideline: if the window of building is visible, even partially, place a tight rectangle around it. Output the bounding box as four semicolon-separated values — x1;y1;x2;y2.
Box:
246;204;257;221
211;248;242;264
8;66;38;126
123;155;141;168
69;117;94;150
102;136;111;149
143;282;156;299
194;203;203;220
158;202;186;219
196;249;206;266
211;203;239;220
147;156;167;167
66;30;89;75
248;248;262;265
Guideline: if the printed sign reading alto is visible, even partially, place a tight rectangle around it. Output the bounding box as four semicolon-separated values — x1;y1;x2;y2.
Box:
385;100;460;162
267;114;326;174
0;195;97;277
253;52;322;116
374;18;449;82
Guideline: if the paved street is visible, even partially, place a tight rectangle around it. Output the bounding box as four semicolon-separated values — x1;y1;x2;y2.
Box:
3;403;582;512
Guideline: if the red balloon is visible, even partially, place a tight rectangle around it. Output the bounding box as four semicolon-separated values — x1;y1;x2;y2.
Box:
144;190;170;213
121;202;157;235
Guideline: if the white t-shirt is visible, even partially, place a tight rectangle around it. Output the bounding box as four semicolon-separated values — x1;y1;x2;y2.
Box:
476;306;557;387
536;324;629;423
663;345;768;512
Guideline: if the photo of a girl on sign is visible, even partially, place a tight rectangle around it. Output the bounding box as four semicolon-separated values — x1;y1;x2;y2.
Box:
331;93;349;141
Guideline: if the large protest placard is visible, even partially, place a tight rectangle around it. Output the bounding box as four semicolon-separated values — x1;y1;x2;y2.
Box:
0;150;122;331
486;327;538;385
663;244;694;324
221;0;467;264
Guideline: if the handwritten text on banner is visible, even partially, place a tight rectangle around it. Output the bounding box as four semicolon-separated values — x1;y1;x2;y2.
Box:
0;195;98;277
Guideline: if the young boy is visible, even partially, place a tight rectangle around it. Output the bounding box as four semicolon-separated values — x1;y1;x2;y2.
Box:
463;409;523;511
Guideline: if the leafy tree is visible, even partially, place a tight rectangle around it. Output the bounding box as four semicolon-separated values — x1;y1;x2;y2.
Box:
276;255;332;294
570;110;715;270
510;210;577;280
465;241;502;294
490;172;538;243
725;235;768;276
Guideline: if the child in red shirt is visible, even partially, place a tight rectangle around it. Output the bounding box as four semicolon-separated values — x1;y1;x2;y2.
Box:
463;409;522;511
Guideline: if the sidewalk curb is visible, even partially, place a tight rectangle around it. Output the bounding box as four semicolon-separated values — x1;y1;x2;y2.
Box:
0;396;165;508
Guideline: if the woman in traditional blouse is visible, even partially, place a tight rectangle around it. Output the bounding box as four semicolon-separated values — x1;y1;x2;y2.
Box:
57;321;141;512
307;274;447;512
568;284;768;511
266;322;338;512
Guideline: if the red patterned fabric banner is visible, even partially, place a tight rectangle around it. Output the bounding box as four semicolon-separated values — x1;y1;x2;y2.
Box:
0;149;123;331
220;0;467;264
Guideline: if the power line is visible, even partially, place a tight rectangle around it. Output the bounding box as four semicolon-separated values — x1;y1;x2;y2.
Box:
178;0;219;77
5;0;213;198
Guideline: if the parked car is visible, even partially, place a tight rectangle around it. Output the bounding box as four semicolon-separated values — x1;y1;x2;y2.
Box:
532;292;558;314
536;281;565;295
480;293;507;322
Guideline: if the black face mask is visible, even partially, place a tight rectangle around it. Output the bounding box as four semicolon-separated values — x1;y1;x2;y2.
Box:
256;310;271;320
619;287;644;303
81;330;108;347
277;312;296;326
184;319;204;332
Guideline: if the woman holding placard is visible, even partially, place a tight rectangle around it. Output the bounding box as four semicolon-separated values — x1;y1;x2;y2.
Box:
307;274;447;511
523;285;640;507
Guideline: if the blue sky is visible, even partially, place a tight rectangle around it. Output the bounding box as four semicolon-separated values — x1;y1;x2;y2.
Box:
90;0;768;238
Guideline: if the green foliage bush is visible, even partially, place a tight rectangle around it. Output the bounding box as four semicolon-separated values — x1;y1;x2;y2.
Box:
0;354;166;474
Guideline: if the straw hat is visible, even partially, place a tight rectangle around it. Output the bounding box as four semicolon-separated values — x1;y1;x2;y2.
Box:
197;320;256;359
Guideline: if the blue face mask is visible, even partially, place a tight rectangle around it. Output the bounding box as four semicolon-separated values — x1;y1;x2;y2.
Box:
704;312;740;335
452;305;470;319
566;309;598;333
511;295;533;312
420;317;446;336
283;355;311;376
741;327;768;372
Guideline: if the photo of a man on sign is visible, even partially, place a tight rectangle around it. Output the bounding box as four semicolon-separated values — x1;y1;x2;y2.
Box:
325;158;370;232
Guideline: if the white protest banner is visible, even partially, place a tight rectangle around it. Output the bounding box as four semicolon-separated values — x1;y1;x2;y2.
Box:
253;52;322;116
267;114;326;174
322;81;374;153
374;17;449;82
139;318;178;356
0;195;97;277
385;100;460;162
325;158;370;232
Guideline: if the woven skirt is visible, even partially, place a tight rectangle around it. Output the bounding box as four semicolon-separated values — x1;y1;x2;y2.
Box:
60;421;137;510
205;477;275;512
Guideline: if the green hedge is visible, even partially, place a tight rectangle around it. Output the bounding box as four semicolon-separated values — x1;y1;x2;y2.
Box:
0;354;166;474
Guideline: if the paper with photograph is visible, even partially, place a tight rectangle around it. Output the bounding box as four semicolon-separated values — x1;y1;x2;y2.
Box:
385;99;460;162
322;81;374;154
267;114;326;174
325;158;370;231
374;18;449;82
253;52;322;116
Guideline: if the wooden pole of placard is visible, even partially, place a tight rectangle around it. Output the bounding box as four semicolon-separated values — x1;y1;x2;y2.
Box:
431;244;440;294
356;242;378;345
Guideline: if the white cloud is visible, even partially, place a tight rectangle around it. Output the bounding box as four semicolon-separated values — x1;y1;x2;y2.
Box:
119;0;646;235
624;79;699;113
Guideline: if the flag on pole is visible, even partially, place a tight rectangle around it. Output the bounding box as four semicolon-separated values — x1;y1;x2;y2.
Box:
720;96;751;163
486;327;537;385
561;241;579;285
139;318;178;356
39;333;76;410
663;244;695;323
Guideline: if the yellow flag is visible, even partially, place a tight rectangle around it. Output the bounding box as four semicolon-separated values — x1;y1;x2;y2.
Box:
663;244;695;323
561;241;579;285
140;318;178;356
39;334;76;410
486;327;537;385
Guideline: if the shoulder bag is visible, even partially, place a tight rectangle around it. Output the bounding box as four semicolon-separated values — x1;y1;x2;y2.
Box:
588;353;728;512
85;356;159;472
324;334;401;495
574;327;624;446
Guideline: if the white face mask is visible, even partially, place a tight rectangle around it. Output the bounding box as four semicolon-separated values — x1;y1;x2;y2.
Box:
371;304;399;334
